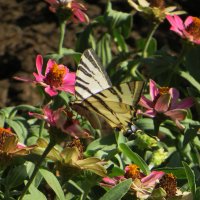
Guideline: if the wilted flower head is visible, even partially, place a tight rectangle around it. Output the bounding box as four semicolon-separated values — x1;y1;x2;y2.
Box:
45;0;89;23
0;128;34;167
101;164;166;199
128;0;185;22
166;15;200;45
157;173;177;198
29;103;91;139
35;138;106;178
138;79;193;129
14;55;76;97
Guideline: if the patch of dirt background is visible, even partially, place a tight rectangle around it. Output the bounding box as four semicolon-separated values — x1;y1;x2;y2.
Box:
0;0;199;107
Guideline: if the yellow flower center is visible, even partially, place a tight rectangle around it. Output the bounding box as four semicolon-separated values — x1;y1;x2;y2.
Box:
149;0;165;9
0;128;13;150
159;87;170;95
158;173;177;198
186;17;200;41
44;64;67;88
125;164;141;180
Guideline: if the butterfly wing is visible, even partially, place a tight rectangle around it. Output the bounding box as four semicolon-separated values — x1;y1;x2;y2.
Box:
75;49;112;103
74;49;144;130
82;81;144;129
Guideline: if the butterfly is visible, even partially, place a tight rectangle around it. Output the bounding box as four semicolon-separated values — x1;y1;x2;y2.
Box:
72;49;144;133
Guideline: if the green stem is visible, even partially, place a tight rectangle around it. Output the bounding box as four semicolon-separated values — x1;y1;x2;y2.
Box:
179;70;200;92
19;140;55;200
58;22;66;55
153;118;161;136
38;121;45;138
142;23;159;58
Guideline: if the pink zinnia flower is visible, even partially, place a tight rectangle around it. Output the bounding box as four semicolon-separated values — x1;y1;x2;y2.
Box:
29;104;91;139
14;55;76;96
139;79;194;129
166;15;200;44
45;0;89;23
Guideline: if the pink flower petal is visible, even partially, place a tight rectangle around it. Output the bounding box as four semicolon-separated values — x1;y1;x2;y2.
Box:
45;59;55;75
33;72;44;82
174;97;194;109
169;88;179;108
102;177;117;186
170;26;183;36
141;171;165;187
17;143;27;149
174;15;184;30
13;76;33;83
45;86;58;96
174;119;185;130
73;9;88;23
166;15;179;29
184;16;193;27
64;123;91;138
139;96;154;109
169;88;179;100
155;94;171;113
36;55;43;75
139;109;156;118
63;72;76;84
164;109;187;121
58;85;75;94
149;79;159;101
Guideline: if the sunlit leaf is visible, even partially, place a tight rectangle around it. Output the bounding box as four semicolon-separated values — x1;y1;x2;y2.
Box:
99;179;132;200
39;169;65;200
119;143;150;175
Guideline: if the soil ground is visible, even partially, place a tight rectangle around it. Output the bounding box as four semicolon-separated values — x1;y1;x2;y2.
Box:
0;0;199;107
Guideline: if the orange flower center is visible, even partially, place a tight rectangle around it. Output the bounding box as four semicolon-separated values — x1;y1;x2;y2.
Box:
44;64;67;88
158;173;177;198
186;17;200;41
125;164;141;180
0;128;13;150
159;87;170;95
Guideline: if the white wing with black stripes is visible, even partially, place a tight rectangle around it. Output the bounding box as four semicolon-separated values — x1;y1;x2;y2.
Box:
74;49;144;130
75;49;112;103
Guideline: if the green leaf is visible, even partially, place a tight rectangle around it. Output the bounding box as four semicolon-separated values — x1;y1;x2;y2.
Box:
136;37;157;56
182;161;196;195
44;53;63;62
99;179;132;200
23;184;47;200
62;48;81;64
184;45;200;83
105;2;132;38
4;165;28;190
119;143;150;175
5;119;28;142
85;134;116;156
113;29;128;52
108;166;124;177
96;33;112;66
76;25;92;52
179;71;200;92
195;187;200;200
0;114;5;127
39;169;65;200
156;167;186;179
